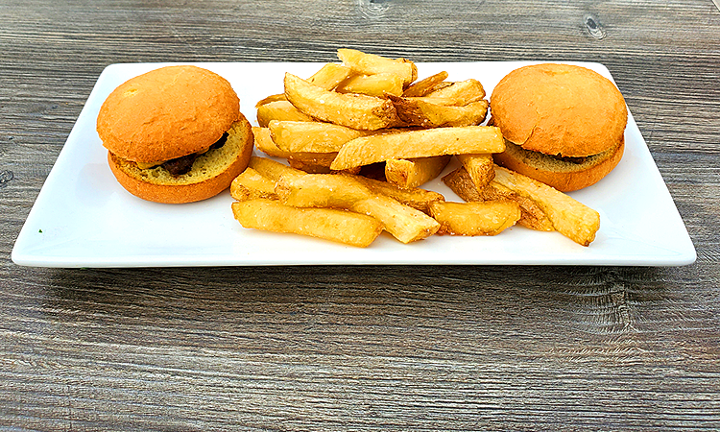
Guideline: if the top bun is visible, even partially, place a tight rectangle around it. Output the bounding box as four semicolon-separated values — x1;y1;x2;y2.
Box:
490;63;627;157
97;65;240;163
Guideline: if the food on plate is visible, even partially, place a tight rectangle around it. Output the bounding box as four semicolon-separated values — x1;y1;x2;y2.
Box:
268;120;369;153
275;173;440;243
456;154;495;190
97;65;253;203
232;199;382;248
388;95;489;128
335;72;405;97
429;200;521;236
402;71;449;97
490;63;627;192
236;51;606;247
492;166;600;246
337;48;418;86
256;100;313;127
384;156;451;189
329;126;505;171
284;72;398;130
442;166;554;232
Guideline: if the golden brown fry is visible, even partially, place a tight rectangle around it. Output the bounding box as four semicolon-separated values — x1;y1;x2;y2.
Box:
284;73;398;131
275;174;440;243
402;71;450;97
337;48;418;87
307;63;354;90
232;199;382;248
457;153;495;190
441;167;554;232
257;100;314;127
255;94;286;108
330;126;505;171
230;167;278;201
385;155;451;189
426;79;486;105
350;174;445;214
335;72;404;97
492;166;599;245
429;200;521;236
249;156;305;181
268;120;369;153
389;95;488;128
287;152;339;174
252;127;291;159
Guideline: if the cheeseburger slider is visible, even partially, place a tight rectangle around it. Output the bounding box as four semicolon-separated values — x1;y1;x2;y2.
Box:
97;65;254;203
490;63;627;192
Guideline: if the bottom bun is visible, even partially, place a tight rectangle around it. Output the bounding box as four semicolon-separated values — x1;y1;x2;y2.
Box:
108;114;254;204
493;138;624;192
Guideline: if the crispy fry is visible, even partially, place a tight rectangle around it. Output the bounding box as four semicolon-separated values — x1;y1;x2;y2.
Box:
255;93;286;108
492;166;599;245
307;63;354;90
429;200;521;236
385;155;451;189
257;100;314;127
337;48;418;87
389;95;488;128
284;73;398;131
335;73;404;97
230;167;278;201
252;127;291;159
287;152;339;174
330;126;505;171
275;174;440;243
403;71;450;97
249;156;305;181
268;120;369;153
457;153;495;190
232;199;382;248
350;174;445;214
442;167;554;231
426;79;486;105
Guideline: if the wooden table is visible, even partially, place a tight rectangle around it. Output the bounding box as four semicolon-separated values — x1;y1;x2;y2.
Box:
2;0;719;430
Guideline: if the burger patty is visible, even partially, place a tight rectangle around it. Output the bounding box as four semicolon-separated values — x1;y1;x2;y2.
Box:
160;132;229;176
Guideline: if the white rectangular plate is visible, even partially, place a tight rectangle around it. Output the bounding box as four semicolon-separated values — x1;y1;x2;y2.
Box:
12;61;696;267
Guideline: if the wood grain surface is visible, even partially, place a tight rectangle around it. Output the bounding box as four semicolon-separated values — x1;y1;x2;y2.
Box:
1;0;719;430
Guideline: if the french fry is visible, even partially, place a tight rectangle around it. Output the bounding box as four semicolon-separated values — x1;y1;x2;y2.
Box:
426;79;486;105
287;152;340;174
255;94;286;108
268;120;369;153
257;100;314;127
442;167;554;232
337;48;418;87
252;127;291;159
492;166;599;245
350;174;445;214
403;71;450;97
385;155;451;189
389;95;488;128
330;126;505;171
284;73;398;131
232;199;382;248
307;63;353;90
230;167;278;201
249;156;305;181
456;153;495;190
429;200;521;236
335;73;404;97
275;174;440;243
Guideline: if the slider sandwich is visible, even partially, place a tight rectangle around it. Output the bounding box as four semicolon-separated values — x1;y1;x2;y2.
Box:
97;65;254;203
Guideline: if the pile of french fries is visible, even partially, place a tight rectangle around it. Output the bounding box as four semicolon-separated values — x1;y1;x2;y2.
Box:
231;49;600;248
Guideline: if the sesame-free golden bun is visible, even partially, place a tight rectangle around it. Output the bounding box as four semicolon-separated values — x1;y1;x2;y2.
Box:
96;65;254;203
490;63;627;192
